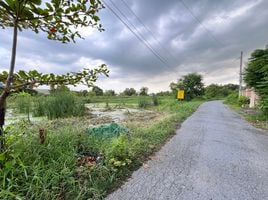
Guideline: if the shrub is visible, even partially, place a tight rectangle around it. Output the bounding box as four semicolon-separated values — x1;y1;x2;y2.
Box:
106;135;132;171
238;96;250;107
152;95;159;106
224;92;238;105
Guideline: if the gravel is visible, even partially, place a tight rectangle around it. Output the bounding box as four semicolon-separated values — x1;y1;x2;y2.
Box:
106;101;268;200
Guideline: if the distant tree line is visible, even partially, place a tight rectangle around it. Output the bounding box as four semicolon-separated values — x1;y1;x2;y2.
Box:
19;74;238;101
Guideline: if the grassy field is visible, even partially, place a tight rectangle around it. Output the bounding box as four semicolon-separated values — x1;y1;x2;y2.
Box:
1;95;203;199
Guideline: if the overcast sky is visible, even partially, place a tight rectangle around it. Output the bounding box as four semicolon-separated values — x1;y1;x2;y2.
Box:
0;0;268;93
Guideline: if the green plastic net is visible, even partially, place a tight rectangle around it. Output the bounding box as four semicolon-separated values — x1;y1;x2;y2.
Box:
86;122;129;138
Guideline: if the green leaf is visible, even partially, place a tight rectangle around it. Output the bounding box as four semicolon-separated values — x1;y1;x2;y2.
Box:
0;153;5;161
18;70;28;79
31;0;42;5
45;2;53;11
92;15;100;22
5;0;17;11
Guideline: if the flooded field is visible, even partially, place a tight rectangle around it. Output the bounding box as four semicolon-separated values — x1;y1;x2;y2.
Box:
6;103;165;128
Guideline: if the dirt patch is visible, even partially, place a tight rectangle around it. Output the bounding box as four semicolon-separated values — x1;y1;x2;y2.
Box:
123;111;170;127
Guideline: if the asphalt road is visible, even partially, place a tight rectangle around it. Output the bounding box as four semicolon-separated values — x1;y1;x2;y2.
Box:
106;101;268;200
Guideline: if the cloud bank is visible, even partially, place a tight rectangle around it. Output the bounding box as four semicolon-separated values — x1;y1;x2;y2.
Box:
0;0;268;92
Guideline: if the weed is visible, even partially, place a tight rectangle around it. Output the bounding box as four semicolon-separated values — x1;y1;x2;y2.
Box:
152;95;159;106
138;97;150;108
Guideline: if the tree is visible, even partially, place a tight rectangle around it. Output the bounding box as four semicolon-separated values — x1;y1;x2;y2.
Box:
104;90;116;96
169;82;179;98
244;46;268;113
170;73;204;100
0;0;108;150
156;91;171;96
205;84;221;99
205;84;239;99
222;84;239;91
92;86;103;96
55;85;70;92
78;90;89;97
123;88;136;96
139;87;148;96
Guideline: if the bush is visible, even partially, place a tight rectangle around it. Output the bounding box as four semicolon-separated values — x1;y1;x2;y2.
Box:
238;96;250;107
152;95;159;106
224;92;238;105
224;92;250;107
106;135;132;171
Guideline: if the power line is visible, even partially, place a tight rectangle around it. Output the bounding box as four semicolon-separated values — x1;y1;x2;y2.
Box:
102;0;186;85
178;0;224;46
239;51;243;97
119;0;180;63
102;0;178;73
109;0;167;63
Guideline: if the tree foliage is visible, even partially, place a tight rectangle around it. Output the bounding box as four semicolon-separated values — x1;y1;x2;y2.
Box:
123;88;136;96
139;87;148;96
104;89;116;96
170;73;204;100
205;84;238;99
0;0;104;43
0;65;108;92
92;85;103;96
156;91;171;96
244;45;268;113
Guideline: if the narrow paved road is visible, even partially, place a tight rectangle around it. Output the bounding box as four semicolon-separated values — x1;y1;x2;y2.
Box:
106;101;268;200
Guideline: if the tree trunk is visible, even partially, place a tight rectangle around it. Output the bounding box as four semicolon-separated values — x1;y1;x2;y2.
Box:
0;19;18;151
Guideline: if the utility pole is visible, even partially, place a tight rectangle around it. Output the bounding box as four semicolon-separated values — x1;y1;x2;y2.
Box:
239;51;243;97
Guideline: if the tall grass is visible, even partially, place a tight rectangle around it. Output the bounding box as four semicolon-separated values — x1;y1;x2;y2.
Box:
33;91;85;119
0;121;114;199
14;92;32;122
138;97;150;108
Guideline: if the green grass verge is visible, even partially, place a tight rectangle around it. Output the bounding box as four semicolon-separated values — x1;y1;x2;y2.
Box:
224;102;268;131
0;99;202;200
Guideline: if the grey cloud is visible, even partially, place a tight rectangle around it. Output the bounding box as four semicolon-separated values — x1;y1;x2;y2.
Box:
0;0;268;92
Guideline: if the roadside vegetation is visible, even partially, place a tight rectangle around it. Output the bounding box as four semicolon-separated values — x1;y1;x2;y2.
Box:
244;45;268;115
224;45;268;131
1;91;202;199
224;92;268;130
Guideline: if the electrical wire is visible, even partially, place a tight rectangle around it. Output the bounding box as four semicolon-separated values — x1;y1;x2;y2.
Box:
119;0;180;63
102;0;177;73
109;0;170;65
178;0;224;46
